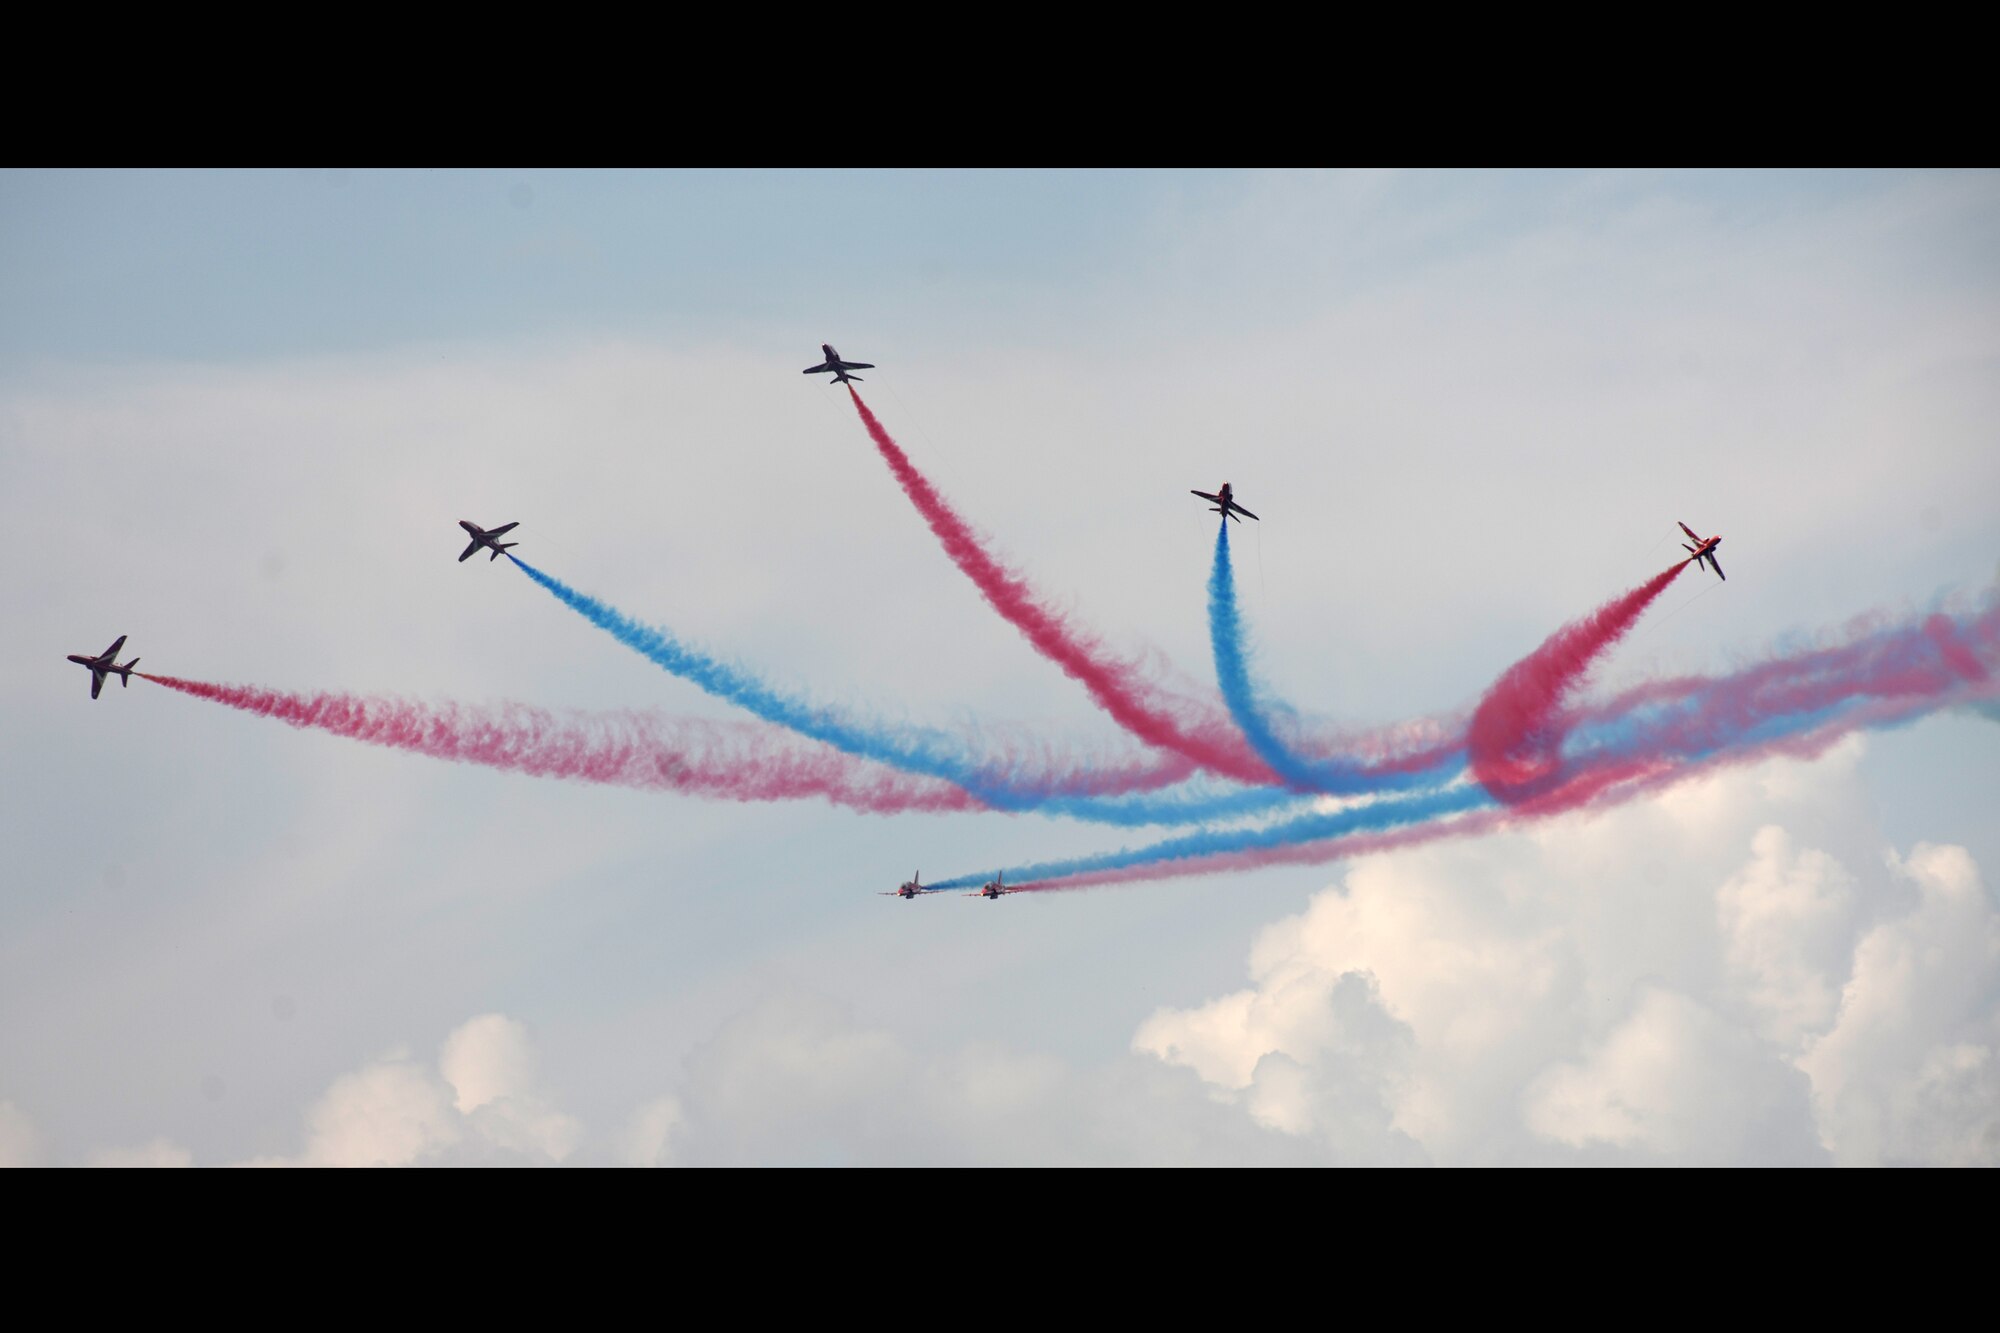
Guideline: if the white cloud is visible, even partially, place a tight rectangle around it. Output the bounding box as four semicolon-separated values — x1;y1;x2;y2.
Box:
618;1096;684;1168
1520;987;1821;1163
238;1014;580;1167
622;991;1322;1167
440;1014;582;1163
87;1139;194;1168
283;1053;463;1168
1717;825;1857;1049
1134;747;1999;1165
0;1101;42;1167
1797;844;2000;1165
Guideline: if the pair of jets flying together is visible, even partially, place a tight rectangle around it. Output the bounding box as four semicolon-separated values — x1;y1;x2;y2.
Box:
1188;487;1725;584
881;871;1019;901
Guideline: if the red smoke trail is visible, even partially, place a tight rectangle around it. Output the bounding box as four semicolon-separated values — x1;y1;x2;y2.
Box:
1024;673;2000;893
139;674;983;814
1925;614;1989;683
1469;562;1686;803
846;387;1278;785
1571;597;2000;761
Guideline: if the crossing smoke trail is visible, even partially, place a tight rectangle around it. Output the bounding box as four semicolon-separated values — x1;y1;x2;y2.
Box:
942;591;2000;891
137;674;979;814
928;783;1496;890
1469;561;1686;803
506;555;1294;827
845;387;1279;785
1208;517;1464;794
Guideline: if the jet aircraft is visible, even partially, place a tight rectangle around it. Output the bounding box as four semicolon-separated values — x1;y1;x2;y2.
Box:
1679;521;1725;581
67;635;139;700
880;871;936;901
802;344;874;384
1191;482;1259;523
458;520;520;563
968;871;1019;900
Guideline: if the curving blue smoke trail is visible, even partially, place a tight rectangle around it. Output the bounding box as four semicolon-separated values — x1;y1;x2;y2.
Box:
508;556;1297;827
929;781;1496;889
1208;519;1463;794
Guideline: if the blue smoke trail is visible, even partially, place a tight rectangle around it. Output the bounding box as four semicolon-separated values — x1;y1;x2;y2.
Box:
509;556;1296;827
1208;520;1462;794
930;781;1496;889
949;599;2000;890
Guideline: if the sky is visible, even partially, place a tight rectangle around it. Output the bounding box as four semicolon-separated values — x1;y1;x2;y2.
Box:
2;168;1996;1166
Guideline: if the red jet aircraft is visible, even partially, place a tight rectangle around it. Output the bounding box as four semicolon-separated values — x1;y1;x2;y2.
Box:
1679;521;1725;581
1191;482;1259;523
879;871;937;901
967;871;1020;901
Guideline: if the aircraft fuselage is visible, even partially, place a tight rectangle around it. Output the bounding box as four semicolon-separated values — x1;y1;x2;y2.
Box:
67;635;137;699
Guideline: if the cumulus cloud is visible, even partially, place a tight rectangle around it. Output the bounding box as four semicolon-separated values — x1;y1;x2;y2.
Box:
618;1096;684;1168
43;751;2000;1168
87;1139;195;1168
1797;844;2000;1165
1135;744;1999;1165
622;990;1319;1167
0;1101;42;1168
278;1053;463;1168
1521;987;1821;1163
238;1014;579;1167
1717;826;1856;1049
439;1014;583;1162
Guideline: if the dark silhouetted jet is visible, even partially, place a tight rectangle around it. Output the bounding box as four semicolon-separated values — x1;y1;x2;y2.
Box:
803;344;874;384
1191;482;1259;523
458;520;520;562
67;635;139;700
1679;521;1725;581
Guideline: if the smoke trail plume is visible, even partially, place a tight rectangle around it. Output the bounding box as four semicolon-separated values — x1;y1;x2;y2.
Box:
507;555;1290;826
846;387;1277;784
1469;562;1685;802
1208;517;1463;794
138;673;980;814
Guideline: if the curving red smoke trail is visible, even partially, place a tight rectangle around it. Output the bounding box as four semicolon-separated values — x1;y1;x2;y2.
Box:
1468;562;1686;802
138;673;984;814
1023;677;2000;893
1013;592;2000;891
846;387;1279;785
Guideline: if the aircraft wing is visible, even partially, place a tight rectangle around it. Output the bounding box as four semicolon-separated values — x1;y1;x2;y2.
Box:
1232;503;1260;521
102;635;126;660
803;361;834;374
1678;521;1700;541
837;360;874;371
90;670;104;700
1708;553;1725;581
487;522;518;537
1191;490;1221;503
459;540;481;562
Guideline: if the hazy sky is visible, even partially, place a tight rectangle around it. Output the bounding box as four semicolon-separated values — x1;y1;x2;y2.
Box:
3;169;1996;1165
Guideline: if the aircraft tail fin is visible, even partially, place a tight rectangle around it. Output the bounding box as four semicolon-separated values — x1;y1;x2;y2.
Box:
120;660;138;684
490;543;519;561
